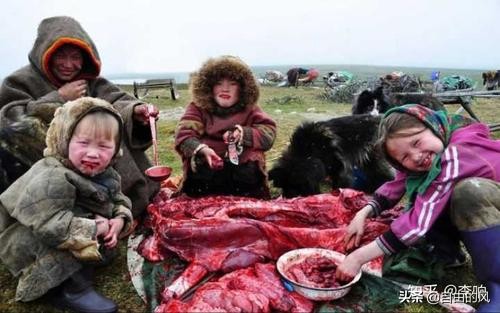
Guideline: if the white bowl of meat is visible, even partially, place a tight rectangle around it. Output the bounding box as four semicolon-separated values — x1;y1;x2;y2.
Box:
276;248;362;301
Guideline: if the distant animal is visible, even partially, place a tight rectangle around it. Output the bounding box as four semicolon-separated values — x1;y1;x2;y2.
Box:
482;70;500;90
352;86;445;115
268;114;394;198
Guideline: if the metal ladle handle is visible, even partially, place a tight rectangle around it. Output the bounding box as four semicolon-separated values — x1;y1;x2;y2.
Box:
148;104;159;166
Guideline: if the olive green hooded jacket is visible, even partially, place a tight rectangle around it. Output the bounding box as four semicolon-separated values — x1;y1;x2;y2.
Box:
0;16;159;216
0;97;133;302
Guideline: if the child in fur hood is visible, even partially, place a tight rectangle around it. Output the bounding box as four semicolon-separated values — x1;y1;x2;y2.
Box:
175;56;277;198
0;97;133;313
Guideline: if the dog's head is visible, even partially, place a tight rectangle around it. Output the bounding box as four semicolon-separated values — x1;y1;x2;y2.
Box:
354;87;445;114
269;156;327;198
352;87;391;115
269;121;339;198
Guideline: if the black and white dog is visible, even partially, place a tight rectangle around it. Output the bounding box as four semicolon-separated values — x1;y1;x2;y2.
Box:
269;114;394;198
352;86;444;115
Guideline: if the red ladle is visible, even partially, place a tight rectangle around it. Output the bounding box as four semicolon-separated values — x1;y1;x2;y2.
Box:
144;104;172;181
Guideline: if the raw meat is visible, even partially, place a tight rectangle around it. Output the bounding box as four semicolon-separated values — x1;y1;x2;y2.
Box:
139;189;401;310
286;255;341;288
156;263;314;313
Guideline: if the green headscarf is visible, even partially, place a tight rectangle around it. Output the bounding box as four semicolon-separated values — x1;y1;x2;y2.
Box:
382;104;473;204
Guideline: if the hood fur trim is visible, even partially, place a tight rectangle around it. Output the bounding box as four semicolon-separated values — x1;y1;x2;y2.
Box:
28;16;101;87
44;97;123;165
190;56;259;113
42;37;101;87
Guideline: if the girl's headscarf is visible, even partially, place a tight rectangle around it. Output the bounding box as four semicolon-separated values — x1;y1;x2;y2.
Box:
382;104;474;202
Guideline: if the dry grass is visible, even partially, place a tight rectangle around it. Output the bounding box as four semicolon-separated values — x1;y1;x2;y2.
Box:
1;84;498;312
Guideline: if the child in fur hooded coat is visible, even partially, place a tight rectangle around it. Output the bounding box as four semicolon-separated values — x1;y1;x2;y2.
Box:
175;56;276;198
0;97;132;313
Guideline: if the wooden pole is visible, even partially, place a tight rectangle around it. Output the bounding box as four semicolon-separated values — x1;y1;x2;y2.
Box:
394;90;500;97
472;95;500;98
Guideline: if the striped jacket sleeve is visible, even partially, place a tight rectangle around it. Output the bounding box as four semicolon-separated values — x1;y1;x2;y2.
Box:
376;144;495;255
175;103;205;157
368;170;407;216
240;106;276;151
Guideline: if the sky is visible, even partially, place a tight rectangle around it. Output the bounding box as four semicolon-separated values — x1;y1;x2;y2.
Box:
0;0;499;78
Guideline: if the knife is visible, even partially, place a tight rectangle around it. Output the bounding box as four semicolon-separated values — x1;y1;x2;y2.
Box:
227;131;239;165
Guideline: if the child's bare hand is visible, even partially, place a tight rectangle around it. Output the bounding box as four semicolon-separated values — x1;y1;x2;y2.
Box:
95;216;110;238
58;80;87;101
103;217;124;249
199;146;223;170
344;204;372;251
344;214;366;251
223;128;241;144
335;253;362;283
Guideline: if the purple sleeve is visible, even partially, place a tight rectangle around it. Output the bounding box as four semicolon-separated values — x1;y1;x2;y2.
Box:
369;171;406;216
377;144;495;254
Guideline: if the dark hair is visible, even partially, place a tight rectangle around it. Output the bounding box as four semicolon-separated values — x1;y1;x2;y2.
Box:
376;112;426;168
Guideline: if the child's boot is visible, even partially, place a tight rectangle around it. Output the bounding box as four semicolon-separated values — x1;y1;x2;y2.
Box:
450;178;500;312
460;226;500;312
52;267;117;313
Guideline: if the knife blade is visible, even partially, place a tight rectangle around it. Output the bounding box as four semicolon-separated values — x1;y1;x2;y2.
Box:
227;131;239;165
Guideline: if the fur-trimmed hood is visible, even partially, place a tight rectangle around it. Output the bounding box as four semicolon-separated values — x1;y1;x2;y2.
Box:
29;16;101;87
44;97;123;167
190;56;259;115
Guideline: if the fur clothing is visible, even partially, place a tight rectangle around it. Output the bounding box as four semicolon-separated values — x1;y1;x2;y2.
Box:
0;97;132;302
175;56;276;197
0;16;159;215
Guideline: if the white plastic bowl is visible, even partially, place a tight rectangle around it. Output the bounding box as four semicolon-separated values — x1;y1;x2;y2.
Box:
276;248;362;301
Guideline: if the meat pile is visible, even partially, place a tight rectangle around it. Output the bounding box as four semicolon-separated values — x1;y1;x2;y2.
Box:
286;255;341;288
158;263;313;313
138;189;401;312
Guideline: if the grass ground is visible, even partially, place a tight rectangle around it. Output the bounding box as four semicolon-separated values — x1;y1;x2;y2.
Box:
1;84;498;312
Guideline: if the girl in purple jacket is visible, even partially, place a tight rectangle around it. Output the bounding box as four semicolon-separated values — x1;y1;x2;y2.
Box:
336;104;500;312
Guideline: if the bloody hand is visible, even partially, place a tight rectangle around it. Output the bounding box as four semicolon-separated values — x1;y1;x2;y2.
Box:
134;103;159;125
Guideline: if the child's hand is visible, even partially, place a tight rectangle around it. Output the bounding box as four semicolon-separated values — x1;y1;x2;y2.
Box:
95;214;110;237
95;217;110;238
344;214;366;251
344;205;372;251
337;241;384;283
335;253;363;283
103;217;125;249
223;128;242;144
199;146;223;170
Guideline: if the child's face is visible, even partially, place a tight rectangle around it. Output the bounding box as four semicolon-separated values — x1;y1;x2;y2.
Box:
68;115;117;176
386;127;444;172
213;78;240;108
50;45;83;82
